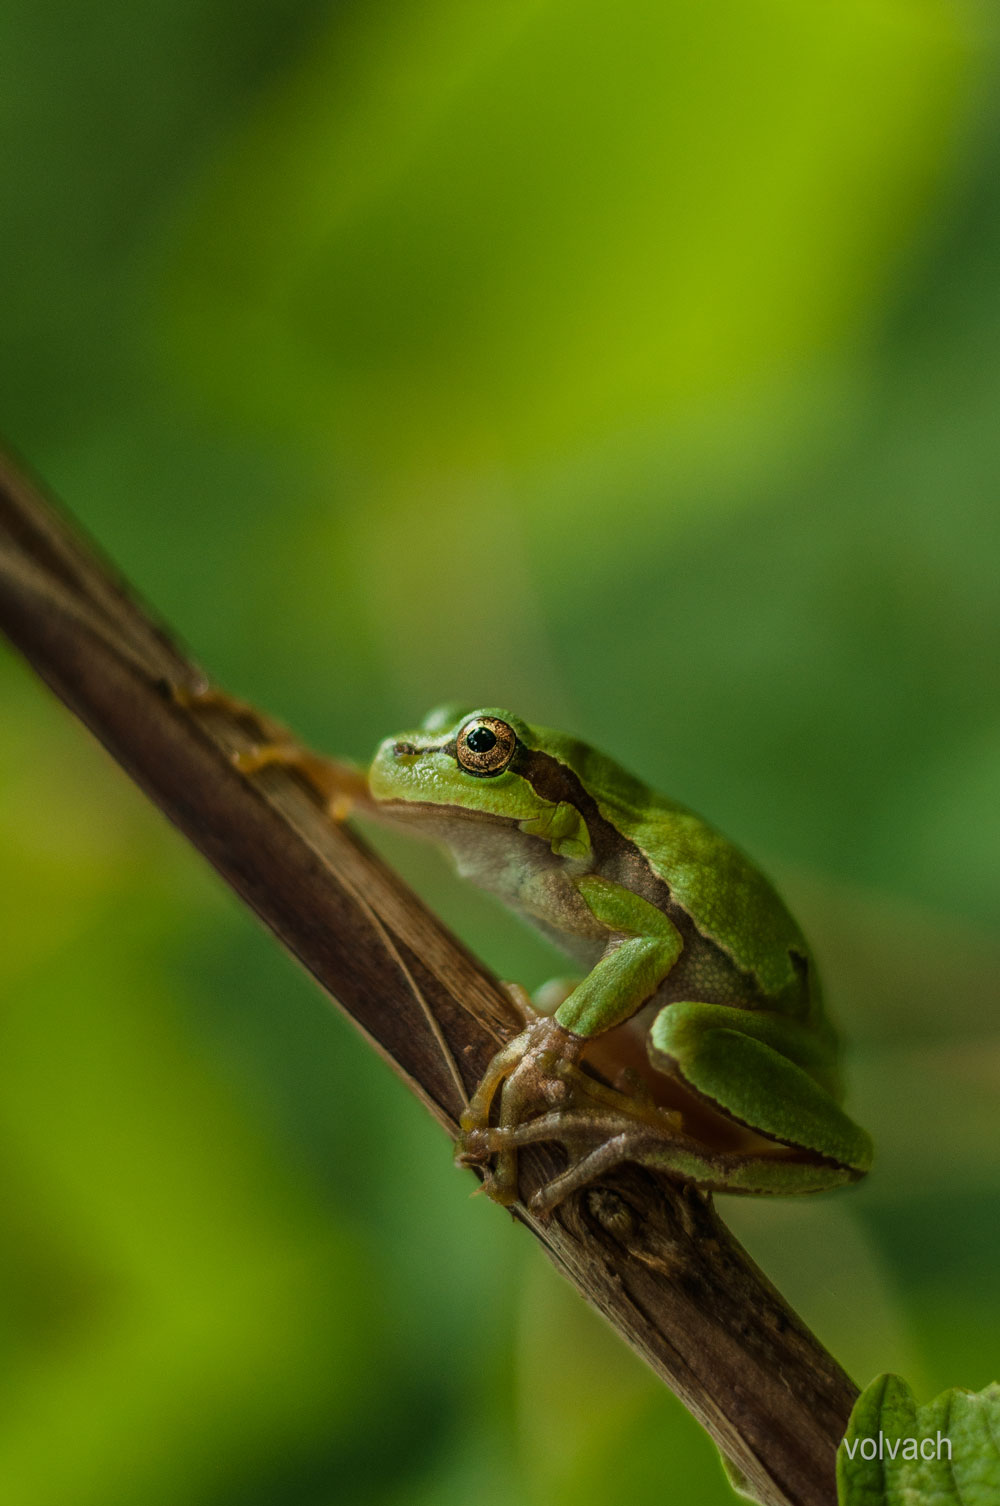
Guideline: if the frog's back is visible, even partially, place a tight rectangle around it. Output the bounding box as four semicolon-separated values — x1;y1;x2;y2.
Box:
537;728;815;1013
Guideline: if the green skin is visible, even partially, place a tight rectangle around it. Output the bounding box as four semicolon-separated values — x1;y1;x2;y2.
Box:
368;705;873;1211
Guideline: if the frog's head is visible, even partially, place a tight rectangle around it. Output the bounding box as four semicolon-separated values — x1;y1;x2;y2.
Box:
368;706;592;860
370;705;528;811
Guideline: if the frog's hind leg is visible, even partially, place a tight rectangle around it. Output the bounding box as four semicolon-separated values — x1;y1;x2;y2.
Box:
519;1123;665;1213
464;1102;689;1214
647;1001;874;1186
460;1055;683;1209
469;1097;858;1215
465;1000;873;1212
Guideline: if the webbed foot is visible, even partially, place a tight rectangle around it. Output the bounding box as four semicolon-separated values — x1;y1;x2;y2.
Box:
454;1015;682;1212
455;1016;584;1203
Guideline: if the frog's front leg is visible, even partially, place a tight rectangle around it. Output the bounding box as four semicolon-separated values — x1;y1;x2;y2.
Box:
169;683;370;816
458;1014;587;1202
455;877;684;1203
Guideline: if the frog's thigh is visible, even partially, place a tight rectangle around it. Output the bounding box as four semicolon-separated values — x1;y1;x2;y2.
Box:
649;1002;873;1176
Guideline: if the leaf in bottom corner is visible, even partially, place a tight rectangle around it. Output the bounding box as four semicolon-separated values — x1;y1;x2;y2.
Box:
838;1373;1000;1506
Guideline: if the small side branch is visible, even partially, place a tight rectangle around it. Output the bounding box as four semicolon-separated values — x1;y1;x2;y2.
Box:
0;448;856;1506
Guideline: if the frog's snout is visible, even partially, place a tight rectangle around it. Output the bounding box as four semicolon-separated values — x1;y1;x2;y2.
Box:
369;733;423;802
372;733;414;767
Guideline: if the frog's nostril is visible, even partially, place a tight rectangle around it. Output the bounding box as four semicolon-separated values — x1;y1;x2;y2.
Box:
393;741;418;757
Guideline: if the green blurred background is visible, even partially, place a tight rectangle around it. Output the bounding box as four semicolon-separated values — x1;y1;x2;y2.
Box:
1;2;998;1502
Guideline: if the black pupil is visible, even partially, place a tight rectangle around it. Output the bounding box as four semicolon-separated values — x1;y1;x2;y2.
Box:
466;726;497;753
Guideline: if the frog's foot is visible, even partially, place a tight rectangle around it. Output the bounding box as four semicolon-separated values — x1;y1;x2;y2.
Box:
455;1016;586;1204
457;1016;582;1132
499;981;541;1024
455;1017;683;1208
166;682;368;819
466;1108;683;1215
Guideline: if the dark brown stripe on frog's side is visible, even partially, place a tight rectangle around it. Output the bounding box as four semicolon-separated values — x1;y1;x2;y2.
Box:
514;745;687;919
513;744;766;1001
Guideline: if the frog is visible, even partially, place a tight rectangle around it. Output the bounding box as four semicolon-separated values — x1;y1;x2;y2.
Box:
191;687;872;1216
362;705;873;1214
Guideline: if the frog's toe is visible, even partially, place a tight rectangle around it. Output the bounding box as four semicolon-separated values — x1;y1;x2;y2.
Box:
454;1126;494;1164
483;1152;519;1206
500;981;538;1022
455;1135;519;1205
458;1026;539;1133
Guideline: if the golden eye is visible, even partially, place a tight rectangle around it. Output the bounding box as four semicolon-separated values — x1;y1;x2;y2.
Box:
456;716;517;776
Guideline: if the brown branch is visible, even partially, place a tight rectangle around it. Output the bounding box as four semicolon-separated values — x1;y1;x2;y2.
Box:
0;446;857;1506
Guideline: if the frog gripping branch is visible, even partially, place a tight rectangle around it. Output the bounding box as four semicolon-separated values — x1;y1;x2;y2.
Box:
364;706;873;1214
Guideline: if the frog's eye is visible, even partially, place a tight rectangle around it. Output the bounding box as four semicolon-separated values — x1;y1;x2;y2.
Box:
455;716;517;776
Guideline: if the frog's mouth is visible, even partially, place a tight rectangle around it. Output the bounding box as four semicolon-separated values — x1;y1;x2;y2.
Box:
361;793;526;853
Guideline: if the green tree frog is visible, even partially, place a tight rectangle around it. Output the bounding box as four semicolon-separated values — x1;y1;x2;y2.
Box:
207;690;874;1216
366;705;873;1214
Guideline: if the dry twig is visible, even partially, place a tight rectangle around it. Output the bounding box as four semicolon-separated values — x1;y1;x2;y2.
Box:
0;447;857;1506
